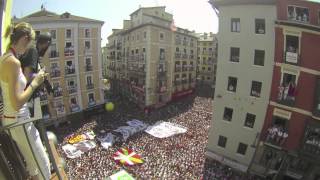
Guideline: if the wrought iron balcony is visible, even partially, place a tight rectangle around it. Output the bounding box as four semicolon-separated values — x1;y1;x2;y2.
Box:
175;66;181;72
65;67;76;75
64;47;74;57
85;65;93;72
53;88;63;98
88;100;96;107
68;86;77;94
174;80;181;86
182;54;188;59
50;70;61;78
86;83;94;90
277;84;296;107
49;50;59;58
264;125;288;148
175;52;181;59
70;104;81;112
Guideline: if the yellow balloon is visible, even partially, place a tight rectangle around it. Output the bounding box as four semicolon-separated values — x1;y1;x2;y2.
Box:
105;102;114;111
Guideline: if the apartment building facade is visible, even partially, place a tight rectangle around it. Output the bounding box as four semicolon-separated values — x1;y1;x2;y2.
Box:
16;8;104;118
107;6;197;110
206;0;276;173
250;1;320;179
196;32;218;88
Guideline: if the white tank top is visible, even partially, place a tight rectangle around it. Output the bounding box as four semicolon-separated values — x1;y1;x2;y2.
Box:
0;53;29;117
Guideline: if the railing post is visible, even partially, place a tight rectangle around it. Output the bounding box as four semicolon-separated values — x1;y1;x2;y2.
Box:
38;120;63;180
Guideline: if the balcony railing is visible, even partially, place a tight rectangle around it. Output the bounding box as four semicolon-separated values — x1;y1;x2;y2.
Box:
301;125;320;157
88;100;96;107
158;68;167;77
314;78;320;117
50;70;61;78
265;125;288;147
183;40;188;46
64;47;74;57
182;54;188;59
68;86;77;94
85;65;93;72
174;80;181;86
70;104;81;112
65;67;76;75
160;54;165;61
288;6;309;24
175;66;181;72
175;52;181;59
53;88;63;97
181;79;188;84
158;86;167;93
86;83;94;90
49;50;59;58
0;114;65;180
285;51;299;64
182;65;188;71
277;84;296;107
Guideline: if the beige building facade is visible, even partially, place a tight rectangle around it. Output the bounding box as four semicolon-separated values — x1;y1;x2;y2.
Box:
16;9;104;118
107;6;197;110
196;32;218;88
206;0;276;172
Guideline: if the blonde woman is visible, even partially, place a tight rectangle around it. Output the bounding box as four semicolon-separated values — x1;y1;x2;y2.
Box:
0;22;50;180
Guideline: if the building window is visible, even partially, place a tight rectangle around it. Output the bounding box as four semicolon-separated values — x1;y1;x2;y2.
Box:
50;30;56;40
87;76;93;85
160;33;164;40
223;107;233;121
88;93;95;104
255;19;265;34
244;113;256;128
285;35;299;64
85;41;91;50
231;18;240;32
207;77;210;80
288;5;309;23
237;143;248;155
208;67;212;71
85;28;90;38
230;47;240;62
254;50;265;66
66;29;72;39
251;81;262;97
227;77;237;92
144;32;147;39
218;135;227;148
160;48;165;60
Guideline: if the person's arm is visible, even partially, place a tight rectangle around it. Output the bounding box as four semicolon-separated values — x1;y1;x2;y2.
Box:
7;58;34;111
6;57;45;111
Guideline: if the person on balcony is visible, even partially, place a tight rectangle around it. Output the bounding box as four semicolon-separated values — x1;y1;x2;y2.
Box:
288;81;296;100
0;22;50;180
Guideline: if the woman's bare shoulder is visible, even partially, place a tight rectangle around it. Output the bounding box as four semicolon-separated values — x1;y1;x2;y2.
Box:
1;55;20;70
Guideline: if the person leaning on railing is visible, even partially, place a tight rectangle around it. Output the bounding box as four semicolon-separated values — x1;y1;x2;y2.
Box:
0;22;51;180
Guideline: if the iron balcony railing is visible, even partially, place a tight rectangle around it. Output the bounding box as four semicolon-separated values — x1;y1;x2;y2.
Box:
0;117;64;180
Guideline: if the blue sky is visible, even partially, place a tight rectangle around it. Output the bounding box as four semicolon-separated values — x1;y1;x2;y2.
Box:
12;0;218;46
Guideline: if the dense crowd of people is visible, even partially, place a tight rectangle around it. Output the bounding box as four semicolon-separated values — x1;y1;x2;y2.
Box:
53;90;250;179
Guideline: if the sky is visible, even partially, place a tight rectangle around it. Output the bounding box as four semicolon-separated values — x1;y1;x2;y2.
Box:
12;0;218;46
